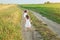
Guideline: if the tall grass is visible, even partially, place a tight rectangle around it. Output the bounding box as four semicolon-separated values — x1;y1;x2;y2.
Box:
0;5;22;40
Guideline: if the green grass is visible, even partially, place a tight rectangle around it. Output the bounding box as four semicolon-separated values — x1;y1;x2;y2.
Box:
28;11;60;40
20;4;60;24
0;5;23;40
20;3;60;8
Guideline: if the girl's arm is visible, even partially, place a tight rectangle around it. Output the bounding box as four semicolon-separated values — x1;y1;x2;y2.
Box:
29;17;32;23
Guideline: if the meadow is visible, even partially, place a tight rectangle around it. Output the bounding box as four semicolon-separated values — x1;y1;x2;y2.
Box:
20;4;60;24
0;5;23;40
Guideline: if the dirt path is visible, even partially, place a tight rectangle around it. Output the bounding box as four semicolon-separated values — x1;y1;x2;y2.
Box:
30;11;60;37
21;12;43;40
21;15;33;40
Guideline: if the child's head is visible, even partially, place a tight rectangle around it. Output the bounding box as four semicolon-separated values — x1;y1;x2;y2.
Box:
24;10;27;13
26;15;29;19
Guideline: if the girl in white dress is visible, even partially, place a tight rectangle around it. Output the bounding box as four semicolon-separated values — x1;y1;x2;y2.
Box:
25;15;32;31
23;10;28;19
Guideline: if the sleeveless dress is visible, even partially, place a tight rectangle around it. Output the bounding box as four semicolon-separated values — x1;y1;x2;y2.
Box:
25;19;31;28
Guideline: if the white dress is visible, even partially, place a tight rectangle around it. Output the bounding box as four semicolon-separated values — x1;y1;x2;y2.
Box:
23;13;27;18
25;19;31;28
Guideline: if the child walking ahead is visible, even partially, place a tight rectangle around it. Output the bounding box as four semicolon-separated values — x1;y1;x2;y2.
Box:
25;15;32;31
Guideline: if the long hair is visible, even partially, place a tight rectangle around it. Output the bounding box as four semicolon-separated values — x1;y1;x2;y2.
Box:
26;15;29;19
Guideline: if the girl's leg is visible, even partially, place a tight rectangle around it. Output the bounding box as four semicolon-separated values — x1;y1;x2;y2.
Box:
27;27;32;32
24;27;27;32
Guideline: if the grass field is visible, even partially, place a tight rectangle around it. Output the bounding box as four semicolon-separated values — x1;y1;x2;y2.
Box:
0;5;23;40
18;4;60;40
28;11;60;40
20;4;60;24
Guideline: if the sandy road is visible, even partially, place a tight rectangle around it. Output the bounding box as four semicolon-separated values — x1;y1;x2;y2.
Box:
30;11;60;37
21;14;33;40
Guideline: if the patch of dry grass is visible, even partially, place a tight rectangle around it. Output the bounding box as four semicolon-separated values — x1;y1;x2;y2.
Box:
0;5;23;40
